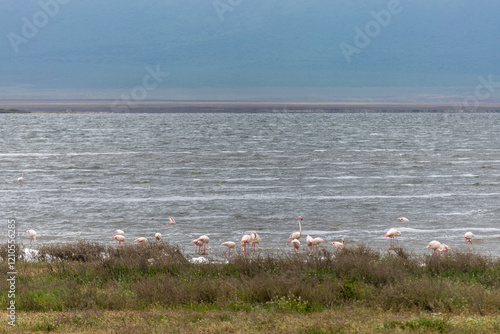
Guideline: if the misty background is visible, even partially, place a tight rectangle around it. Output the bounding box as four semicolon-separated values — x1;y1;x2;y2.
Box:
1;0;499;101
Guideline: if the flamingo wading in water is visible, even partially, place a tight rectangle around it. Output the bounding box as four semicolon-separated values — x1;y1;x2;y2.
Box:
111;235;125;247
193;235;212;254
439;244;451;253
331;238;344;252
241;234;253;254
385;228;401;248
18;173;23;183
397;217;409;222
26;229;36;243
287;216;302;245
155;233;162;242
427;240;447;254
463;232;473;244
191;239;204;253
250;232;261;251
306;235;314;254
221;241;237;257
312;237;325;252
135;237;148;244
164;216;175;225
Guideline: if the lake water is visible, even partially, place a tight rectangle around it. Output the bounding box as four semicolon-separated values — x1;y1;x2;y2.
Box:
1;112;499;258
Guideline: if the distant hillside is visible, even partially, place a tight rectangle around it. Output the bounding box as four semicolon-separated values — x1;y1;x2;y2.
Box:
0;108;30;113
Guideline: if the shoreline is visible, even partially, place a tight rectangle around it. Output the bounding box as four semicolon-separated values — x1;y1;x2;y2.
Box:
2;100;500;113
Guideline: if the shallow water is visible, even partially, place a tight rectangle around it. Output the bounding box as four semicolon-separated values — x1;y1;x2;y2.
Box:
1;113;499;257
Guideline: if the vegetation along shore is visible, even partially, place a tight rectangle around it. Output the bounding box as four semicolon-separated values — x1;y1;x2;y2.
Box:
1;242;500;333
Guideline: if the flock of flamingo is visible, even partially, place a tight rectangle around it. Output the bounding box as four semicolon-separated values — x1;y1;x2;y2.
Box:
19;173;476;257
25;215;475;257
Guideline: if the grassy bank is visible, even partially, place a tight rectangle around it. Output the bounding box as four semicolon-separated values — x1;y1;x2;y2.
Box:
2;309;500;333
1;242;500;332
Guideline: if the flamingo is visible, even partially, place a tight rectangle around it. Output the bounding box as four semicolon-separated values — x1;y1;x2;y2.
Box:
221;241;237;257
250;232;261;251
241;234;253;254
164;216;176;225
26;229;36;243
193;235;212;254
312;237;325;251
397;217;409;222
331;238;345;252
439;244;451;252
287;216;302;245
385;228;401;248
291;239;300;253
18;173;23;183
463;232;473;244
111;234;125;246
191;239;204;253
115;229;125;236
135;237;148;244
155;233;162;242
306;235;314;253
427;240;442;254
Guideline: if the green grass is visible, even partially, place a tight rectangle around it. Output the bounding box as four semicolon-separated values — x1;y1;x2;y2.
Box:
1;242;499;332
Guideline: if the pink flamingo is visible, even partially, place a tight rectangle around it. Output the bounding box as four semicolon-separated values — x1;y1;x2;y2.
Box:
312;237;325;251
250;232;261;251
193;235;212;254
26;229;36;243
155;233;162;242
111;234;125;247
427;240;443;254
241;234;253;254
221;241;237;257
287;216;302;245
164;216;176;225
18;173;24;183
306;235;314;253
331;238;344;252
135;237;148;244
291;239;300;253
385;228;401;248
397;217;409;222
463;232;473;244
115;229;125;236
191;239;204;253
439;244;451;252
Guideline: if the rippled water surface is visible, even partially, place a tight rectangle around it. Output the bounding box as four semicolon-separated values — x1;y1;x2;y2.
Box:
1;113;499;257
